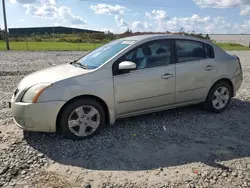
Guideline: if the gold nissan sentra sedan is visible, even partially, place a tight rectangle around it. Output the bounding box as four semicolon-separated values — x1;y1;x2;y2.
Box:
10;34;243;140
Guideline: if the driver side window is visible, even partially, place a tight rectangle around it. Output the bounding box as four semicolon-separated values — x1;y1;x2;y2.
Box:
122;40;172;70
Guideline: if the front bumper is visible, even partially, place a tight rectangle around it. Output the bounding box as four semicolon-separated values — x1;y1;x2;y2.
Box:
11;100;66;132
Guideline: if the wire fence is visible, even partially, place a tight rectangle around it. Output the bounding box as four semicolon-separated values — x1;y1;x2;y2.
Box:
1;33;250;51
0;33;115;51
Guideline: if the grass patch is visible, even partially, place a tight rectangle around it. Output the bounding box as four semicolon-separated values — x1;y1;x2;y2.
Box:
0;40;249;51
0;41;104;51
216;42;250;51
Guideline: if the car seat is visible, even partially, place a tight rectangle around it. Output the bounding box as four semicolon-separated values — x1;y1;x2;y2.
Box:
156;48;167;54
192;47;204;58
137;46;152;69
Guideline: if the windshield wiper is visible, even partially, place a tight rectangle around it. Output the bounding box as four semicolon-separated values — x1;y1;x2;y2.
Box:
70;61;88;70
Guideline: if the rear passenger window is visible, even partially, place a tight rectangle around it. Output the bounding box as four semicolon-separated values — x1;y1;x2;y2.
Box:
176;40;205;63
204;44;215;58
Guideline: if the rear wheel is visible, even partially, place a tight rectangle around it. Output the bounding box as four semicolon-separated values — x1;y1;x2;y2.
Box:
59;98;105;140
204;81;232;113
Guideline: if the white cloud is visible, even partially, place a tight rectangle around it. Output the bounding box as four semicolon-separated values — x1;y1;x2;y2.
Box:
193;0;250;15
44;0;55;5
9;0;55;4
146;10;168;21
131;21;152;30
90;4;126;15
148;13;233;34
193;0;249;8
9;0;35;3
59;6;86;25
240;6;250;15
173;14;211;26
233;20;250;33
147;13;250;34
144;22;152;29
131;21;142;29
9;0;17;3
20;19;24;22
115;15;129;27
23;4;36;14
23;4;87;25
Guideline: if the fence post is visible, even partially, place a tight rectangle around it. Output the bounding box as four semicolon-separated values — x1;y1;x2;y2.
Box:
78;40;80;51
26;33;28;51
249;41;250;48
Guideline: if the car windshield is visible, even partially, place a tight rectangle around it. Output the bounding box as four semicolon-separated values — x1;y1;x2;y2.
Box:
77;40;135;69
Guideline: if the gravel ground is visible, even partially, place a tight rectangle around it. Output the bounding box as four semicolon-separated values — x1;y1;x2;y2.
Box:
0;51;250;188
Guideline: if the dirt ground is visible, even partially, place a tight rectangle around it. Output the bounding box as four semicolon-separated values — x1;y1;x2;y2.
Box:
0;51;250;188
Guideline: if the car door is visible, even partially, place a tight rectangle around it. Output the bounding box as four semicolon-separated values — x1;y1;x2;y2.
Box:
175;39;217;103
113;39;176;116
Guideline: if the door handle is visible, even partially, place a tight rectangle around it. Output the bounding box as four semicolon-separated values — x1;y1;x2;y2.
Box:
205;65;214;71
162;73;174;80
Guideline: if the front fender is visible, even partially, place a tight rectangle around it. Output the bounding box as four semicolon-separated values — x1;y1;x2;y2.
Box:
37;77;116;124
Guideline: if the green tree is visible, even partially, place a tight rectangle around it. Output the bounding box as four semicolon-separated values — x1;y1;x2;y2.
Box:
125;28;132;34
0;29;4;40
205;34;210;40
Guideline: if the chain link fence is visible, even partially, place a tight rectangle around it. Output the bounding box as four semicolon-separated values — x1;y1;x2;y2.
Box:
1;33;250;51
0;33;116;51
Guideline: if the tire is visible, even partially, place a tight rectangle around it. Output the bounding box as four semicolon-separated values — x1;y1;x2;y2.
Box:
59;98;106;140
204;81;232;113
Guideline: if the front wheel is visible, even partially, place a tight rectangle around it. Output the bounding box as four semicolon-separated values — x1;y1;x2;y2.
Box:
204;81;232;113
59;98;106;140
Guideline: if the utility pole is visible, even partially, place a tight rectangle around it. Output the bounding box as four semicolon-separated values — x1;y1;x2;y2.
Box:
2;0;10;50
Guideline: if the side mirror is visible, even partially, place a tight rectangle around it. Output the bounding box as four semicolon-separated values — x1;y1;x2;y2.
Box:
119;61;136;71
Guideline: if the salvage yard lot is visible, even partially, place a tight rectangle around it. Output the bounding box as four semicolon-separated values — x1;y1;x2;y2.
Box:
0;51;250;188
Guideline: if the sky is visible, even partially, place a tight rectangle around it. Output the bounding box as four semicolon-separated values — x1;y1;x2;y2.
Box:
0;0;250;34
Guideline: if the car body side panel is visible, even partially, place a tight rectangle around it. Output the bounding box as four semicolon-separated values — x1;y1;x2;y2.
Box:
204;52;242;97
113;65;176;116
37;68;116;124
175;58;218;103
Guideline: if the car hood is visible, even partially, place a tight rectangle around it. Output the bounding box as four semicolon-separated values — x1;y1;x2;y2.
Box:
18;63;92;91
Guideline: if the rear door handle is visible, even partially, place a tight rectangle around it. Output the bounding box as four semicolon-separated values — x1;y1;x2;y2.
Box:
205;65;214;71
162;73;174;80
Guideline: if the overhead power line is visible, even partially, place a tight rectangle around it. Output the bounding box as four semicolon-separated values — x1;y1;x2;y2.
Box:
81;0;177;8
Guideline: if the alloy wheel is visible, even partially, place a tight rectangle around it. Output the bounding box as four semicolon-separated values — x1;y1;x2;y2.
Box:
68;105;100;137
212;86;230;110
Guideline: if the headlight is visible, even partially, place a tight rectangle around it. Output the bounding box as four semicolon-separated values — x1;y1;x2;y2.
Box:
22;83;52;103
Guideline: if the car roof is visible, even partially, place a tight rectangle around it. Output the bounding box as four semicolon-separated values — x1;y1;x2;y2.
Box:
121;34;212;44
